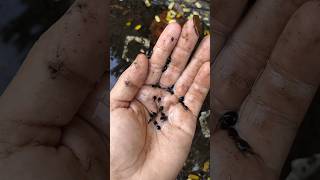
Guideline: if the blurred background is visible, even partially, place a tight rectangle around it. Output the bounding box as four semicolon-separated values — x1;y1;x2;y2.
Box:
0;0;319;180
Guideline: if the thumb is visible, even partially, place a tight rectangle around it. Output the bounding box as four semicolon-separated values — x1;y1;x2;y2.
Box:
110;54;148;110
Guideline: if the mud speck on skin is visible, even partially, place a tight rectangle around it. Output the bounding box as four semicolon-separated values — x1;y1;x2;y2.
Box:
182;31;189;41
48;60;64;79
125;80;130;86
76;2;88;10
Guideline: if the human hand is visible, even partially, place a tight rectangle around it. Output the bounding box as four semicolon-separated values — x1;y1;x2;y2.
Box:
110;19;210;180
212;0;320;179
0;0;108;179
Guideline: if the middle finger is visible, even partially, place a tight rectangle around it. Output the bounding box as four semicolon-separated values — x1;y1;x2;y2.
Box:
160;18;200;88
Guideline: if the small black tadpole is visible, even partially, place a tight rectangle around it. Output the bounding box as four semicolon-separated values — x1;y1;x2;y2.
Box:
152;83;161;88
235;138;253;154
167;85;174;94
219;111;238;129
167;58;171;64
178;96;189;111
150;112;157;118
218;111;257;156
162;65;168;72
182;104;189;111
157;97;161;102
156;125;161;130
178;96;184;102
160;116;168;121
152;112;157;117
159;106;164;111
153;96;157;101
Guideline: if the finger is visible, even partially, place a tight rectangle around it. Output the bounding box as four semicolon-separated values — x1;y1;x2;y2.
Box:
212;0;250;58
212;0;308;126
110;54;148;110
78;73;109;138
62;117;107;178
213;2;320;179
175;35;210;98
145;23;181;84
159;18;199;88
184;62;210;116
0;0;107;145
238;1;320;173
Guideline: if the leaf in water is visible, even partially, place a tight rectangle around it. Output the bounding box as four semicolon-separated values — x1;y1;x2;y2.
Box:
144;0;151;7
188;174;200;180
155;15;161;23
134;24;142;30
203;161;209;172
125;21;132;26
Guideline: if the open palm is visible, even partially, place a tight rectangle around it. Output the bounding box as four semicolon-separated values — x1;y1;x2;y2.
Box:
212;0;320;179
110;21;210;180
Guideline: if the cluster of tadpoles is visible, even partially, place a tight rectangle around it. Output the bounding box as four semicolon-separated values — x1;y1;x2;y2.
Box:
146;56;190;130
148;88;190;130
219;111;255;155
147;95;169;130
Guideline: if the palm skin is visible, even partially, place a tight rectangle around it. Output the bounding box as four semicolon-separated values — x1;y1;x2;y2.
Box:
110;21;210;180
111;86;196;180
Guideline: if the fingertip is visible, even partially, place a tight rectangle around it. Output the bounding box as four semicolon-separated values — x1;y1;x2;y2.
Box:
130;54;149;82
135;53;148;67
167;21;181;31
136;53;148;60
161;22;182;40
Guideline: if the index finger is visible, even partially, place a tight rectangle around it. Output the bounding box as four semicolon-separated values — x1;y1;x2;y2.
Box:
212;0;249;58
145;23;181;85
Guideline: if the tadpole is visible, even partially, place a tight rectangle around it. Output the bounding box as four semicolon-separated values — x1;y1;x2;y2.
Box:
151;83;161;88
219;111;238;129
235;138;255;155
178;96;189;111
166;85;174;94
162;58;171;72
